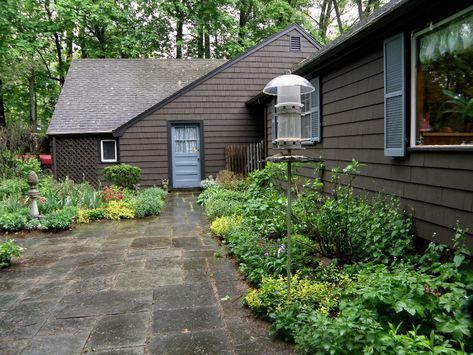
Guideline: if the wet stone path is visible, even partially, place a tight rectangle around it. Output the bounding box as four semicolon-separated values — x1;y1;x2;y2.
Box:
0;192;293;355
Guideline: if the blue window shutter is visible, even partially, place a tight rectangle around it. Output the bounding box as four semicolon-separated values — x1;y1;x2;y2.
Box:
384;33;406;157
310;77;320;142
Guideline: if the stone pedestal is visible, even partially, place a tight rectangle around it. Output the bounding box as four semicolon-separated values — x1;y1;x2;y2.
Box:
28;171;40;219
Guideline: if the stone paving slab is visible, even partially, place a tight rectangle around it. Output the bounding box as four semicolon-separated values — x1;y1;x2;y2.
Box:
153;282;217;310
54;290;153;318
37;316;97;337
88;347;145;355
22;334;87;355
0;192;294;354
85;313;149;350
152;306;224;333
0;300;57;339
148;329;232;355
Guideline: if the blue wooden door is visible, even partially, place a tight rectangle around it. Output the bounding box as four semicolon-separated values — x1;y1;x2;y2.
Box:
171;124;201;188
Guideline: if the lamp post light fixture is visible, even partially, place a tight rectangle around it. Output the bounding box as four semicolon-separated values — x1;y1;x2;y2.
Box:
263;73;315;300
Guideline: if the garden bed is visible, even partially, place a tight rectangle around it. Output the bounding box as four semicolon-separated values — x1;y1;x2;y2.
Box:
199;164;473;354
0;159;167;234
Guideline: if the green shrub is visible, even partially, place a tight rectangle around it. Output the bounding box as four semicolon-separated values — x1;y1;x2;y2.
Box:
294;160;413;264
15;157;42;178
248;161;287;189
41;207;78;231
0;195;26;214
197;184;220;205
103;200;135;220
204;189;245;220
0;239;24;268
39;178;102;213
0;209;29;232
215;170;246;190
275;261;473;354
132;187;166;218
210;215;242;238
245;273;345;319
103;164;141;189
0;123;36;179
0;178;29;199
349;196;414;264
77;208;105;223
24;218;41;230
242;187;288;238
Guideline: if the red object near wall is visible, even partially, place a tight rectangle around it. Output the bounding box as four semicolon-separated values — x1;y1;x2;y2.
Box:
39;154;52;166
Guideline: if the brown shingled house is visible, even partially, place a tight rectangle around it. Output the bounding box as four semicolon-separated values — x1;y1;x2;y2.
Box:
47;24;320;189
252;0;473;248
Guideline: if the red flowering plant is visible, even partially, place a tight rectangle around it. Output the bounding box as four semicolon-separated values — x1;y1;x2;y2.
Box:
101;186;124;202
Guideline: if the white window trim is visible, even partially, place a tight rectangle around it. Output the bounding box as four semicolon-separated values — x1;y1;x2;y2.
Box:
410;5;473;148
100;139;117;163
301;94;311;143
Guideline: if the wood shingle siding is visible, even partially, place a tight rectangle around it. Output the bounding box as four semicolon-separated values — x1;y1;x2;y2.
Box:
120;28;319;187
267;43;473;248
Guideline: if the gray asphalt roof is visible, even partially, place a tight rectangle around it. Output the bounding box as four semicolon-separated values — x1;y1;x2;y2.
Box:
47;59;227;135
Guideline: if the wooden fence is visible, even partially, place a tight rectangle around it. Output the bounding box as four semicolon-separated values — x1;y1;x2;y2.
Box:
224;140;265;175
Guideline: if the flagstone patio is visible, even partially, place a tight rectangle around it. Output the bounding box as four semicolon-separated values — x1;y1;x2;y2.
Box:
0;192;293;355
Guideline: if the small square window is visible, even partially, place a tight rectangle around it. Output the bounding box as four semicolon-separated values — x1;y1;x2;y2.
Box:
290;36;301;51
101;140;117;162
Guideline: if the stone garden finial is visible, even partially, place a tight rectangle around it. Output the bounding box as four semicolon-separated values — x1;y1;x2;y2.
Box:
28;171;40;218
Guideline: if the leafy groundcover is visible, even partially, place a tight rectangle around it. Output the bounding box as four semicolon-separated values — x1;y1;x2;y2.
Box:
199;162;473;354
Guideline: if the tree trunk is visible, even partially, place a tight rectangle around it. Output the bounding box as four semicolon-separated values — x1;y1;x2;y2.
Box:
79;20;88;58
318;0;331;42
66;28;74;61
44;0;65;85
354;0;364;20
29;72;37;129
238;0;252;47
332;0;344;34
197;25;204;58
93;26;107;58
176;18;183;58
204;28;210;58
0;79;5;127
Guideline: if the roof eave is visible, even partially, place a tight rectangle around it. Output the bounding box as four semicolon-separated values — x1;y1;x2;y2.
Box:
47;130;114;137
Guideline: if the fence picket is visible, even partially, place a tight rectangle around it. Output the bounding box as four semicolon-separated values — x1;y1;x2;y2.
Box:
224;140;265;176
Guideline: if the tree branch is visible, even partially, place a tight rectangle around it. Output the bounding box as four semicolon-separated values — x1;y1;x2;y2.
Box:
35;49;62;83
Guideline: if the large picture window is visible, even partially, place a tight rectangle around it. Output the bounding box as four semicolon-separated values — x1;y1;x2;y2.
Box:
412;7;473;146
100;140;117;162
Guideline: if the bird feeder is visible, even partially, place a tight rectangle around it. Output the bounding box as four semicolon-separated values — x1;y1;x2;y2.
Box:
263;72;316;300
263;74;315;149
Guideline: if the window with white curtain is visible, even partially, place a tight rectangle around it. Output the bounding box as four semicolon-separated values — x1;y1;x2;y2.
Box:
412;7;473;146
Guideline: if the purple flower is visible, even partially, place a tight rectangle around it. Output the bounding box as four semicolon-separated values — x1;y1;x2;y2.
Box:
264;252;269;257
